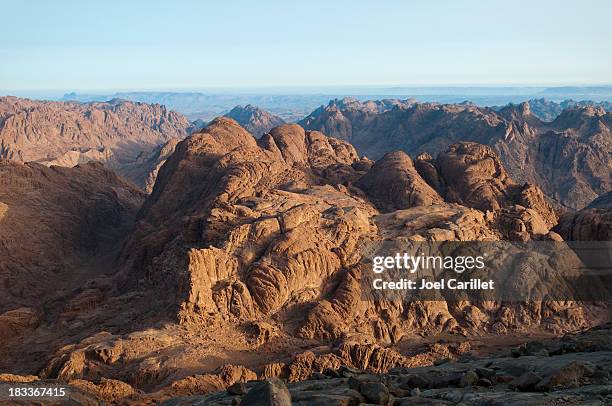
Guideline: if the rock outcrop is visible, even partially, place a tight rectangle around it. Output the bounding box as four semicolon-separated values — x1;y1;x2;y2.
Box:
161;323;612;406
412;143;559;240
118;119;372;324
557;191;612;241
356;151;444;211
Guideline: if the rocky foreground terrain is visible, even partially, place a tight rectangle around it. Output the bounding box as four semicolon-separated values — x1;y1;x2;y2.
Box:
0;96;191;189
163;323;612;405
0;116;610;404
300;98;612;209
3;324;611;405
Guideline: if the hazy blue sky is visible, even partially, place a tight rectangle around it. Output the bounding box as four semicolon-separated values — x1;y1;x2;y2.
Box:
2;0;611;91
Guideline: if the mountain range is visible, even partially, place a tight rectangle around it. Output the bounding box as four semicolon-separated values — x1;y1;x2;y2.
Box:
0;96;191;189
59;86;612;122
501;98;612;122
0;95;610;403
300;98;611;209
2;95;609;209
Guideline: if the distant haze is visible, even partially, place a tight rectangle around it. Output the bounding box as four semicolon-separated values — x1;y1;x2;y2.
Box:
50;86;612;123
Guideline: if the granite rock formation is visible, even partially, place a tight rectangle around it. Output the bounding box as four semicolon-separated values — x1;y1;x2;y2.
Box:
0;119;608;404
300;98;612;209
356;150;443;211
117;119;571;334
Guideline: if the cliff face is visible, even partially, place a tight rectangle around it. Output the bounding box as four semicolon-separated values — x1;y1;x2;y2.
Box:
0;96;191;188
300;98;612;209
507;106;611;209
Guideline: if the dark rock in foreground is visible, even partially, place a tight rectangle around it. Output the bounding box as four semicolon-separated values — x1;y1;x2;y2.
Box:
161;324;612;405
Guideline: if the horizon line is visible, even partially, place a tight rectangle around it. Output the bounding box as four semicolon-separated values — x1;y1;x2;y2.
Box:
3;82;612;94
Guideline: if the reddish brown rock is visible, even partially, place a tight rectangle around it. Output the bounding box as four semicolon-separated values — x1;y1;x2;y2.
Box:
0;160;144;312
0;116;607;405
0;96;190;188
557;191;612;241
436;142;516;212
224;104;285;137
301;99;611;209
356;151;444;211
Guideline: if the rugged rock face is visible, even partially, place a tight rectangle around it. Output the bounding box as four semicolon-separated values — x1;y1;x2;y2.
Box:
0;159;144;313
117;119;371;323
0;119;608;403
0;96;190;188
356;151;443;211
300;98;612;209
521;98;612;122
525;106;612;208
434;142;517;212
299;97;416;142
113;119;589;353
557;191;612;241
224;104;286;137
412;143;559;240
300;99;504;157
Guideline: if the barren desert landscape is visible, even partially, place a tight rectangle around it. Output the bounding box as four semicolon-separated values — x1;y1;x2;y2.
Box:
1;1;611;405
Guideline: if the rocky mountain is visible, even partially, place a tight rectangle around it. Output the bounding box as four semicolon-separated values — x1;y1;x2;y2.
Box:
299;97;416;141
0;119;609;403
300;98;612;209
223;104;285;137
501;98;612;122
0;96;191;188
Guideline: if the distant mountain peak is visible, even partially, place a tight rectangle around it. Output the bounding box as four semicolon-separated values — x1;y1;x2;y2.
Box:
224;104;285;137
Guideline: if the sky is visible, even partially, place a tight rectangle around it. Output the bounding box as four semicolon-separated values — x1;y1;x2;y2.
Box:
1;0;611;92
